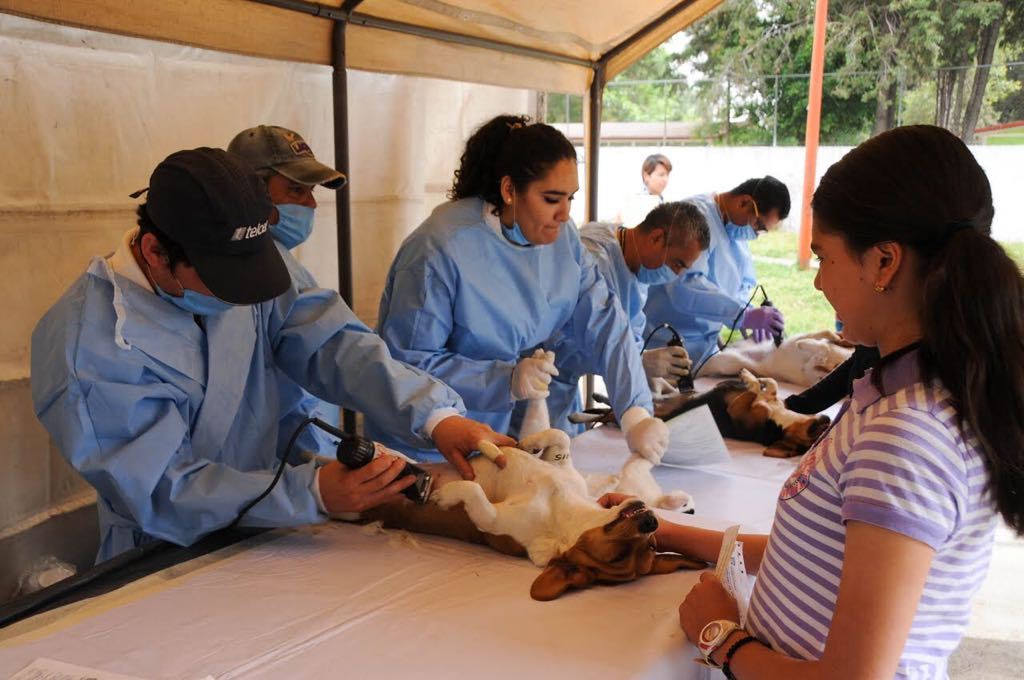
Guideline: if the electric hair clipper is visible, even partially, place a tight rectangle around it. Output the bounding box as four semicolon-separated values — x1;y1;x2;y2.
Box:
667;334;695;392
761;298;784;347
335;433;433;504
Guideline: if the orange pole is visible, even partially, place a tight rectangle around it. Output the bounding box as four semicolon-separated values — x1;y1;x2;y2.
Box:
798;0;829;269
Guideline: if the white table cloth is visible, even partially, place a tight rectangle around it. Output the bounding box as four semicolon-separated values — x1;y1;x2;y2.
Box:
1;380;830;679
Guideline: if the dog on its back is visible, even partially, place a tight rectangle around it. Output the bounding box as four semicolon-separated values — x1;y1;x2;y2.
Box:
655;369;830;458
701;330;852;387
364;429;703;601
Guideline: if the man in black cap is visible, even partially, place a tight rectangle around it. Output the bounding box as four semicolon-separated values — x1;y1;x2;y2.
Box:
31;147;514;562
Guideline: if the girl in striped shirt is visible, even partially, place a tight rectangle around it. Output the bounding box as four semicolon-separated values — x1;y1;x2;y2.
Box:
655;125;1024;679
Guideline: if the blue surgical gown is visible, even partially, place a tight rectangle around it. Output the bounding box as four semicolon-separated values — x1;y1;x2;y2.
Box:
365;198;651;459
273;241;341;455
542;222;650;434
31;255;464;562
643;193;757;365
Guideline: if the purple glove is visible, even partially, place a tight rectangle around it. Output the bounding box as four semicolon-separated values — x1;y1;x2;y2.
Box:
741;305;785;343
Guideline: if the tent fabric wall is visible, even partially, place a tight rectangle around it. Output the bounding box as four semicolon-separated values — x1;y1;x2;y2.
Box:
0;13;528;553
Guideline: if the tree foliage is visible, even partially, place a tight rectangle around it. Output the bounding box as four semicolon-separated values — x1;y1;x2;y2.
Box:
679;0;1023;143
546;1;1024;143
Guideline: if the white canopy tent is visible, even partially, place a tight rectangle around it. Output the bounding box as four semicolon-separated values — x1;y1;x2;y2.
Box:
0;0;725;599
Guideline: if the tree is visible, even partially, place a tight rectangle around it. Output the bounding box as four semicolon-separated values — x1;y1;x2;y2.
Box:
680;0;889;144
934;2;1011;141
545;1;1024;142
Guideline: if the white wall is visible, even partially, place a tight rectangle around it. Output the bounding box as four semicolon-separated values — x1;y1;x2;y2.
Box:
0;13;529;538
574;145;1024;243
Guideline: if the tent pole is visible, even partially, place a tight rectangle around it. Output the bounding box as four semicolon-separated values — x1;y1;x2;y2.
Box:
798;0;828;269
583;64;606;409
331;18;358;434
586;66;605;224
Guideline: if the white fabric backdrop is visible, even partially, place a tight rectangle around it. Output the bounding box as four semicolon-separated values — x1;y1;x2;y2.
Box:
0;12;529;535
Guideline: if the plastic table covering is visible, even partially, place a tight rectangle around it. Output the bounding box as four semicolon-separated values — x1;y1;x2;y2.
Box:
0;381;830;680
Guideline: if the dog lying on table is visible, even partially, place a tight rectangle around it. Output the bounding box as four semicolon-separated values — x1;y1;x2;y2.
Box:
573;369;830;458
364;431;703;600
700;330;853;387
365;351;703;601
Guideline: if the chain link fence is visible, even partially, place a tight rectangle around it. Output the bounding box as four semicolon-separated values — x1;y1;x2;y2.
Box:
546;61;1024;147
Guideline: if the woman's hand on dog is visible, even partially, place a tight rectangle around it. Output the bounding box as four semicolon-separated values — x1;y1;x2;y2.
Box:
596;492;637;508
431;415;515;480
678;571;741;643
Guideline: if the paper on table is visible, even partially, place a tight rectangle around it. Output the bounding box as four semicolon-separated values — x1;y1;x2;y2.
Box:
10;658;215;680
714;525;753;628
659;405;729;468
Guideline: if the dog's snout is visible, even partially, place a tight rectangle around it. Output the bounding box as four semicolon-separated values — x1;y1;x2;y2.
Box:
638;513;658;533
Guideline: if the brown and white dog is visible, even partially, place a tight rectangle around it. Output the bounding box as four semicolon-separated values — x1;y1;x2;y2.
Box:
365;427;703;600
574;369;829;458
656;369;830;458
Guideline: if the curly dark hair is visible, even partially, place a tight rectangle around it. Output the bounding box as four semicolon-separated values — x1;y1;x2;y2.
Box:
449;114;577;213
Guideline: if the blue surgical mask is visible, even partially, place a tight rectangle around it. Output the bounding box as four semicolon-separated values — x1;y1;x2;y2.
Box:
271;203;315;249
155;279;235;315
502;221;532;247
725;223;758;241
636;264;676;285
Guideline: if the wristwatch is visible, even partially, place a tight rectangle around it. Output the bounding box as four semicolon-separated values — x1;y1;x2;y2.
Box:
697;619;741;668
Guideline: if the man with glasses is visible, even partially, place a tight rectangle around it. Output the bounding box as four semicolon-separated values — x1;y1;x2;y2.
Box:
643;176;791;369
522;201;711;434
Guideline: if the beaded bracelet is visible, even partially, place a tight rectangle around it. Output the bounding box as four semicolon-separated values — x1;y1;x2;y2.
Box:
721;634;762;680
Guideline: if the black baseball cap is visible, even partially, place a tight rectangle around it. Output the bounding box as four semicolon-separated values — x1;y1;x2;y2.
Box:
145;147;290;305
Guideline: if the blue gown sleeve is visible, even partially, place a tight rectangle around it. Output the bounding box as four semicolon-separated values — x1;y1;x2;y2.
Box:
738;242;758;301
376;261;518;413
559;246;653;420
31;312;322;548
665;250;747;326
268;284;466;449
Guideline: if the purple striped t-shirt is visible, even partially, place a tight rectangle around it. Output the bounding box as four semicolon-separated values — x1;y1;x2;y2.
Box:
746;349;997;679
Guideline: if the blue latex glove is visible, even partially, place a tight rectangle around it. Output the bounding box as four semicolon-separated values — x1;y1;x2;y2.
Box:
741;305;785;343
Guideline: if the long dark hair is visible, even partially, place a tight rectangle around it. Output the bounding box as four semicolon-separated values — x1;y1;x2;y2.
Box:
449;114;577;213
812;125;1024;533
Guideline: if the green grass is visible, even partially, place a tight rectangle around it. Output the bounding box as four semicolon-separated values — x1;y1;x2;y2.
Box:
744;232;1024;337
745;231;834;336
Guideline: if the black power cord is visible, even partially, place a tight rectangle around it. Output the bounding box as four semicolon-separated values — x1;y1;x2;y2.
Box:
641;323;694;391
652;284;779;381
230;417;434;529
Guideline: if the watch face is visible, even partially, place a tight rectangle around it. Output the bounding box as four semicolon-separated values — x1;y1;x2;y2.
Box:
701;622;723;643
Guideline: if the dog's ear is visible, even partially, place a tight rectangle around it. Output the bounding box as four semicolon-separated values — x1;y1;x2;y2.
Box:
530;558;595;601
763;437;803;458
648;553;706;574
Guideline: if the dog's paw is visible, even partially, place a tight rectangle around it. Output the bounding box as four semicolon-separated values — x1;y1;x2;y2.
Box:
657;490;695;513
430;482;465;510
518;429;571;463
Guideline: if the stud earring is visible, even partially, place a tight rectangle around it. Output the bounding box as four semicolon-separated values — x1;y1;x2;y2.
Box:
873;284;887;293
